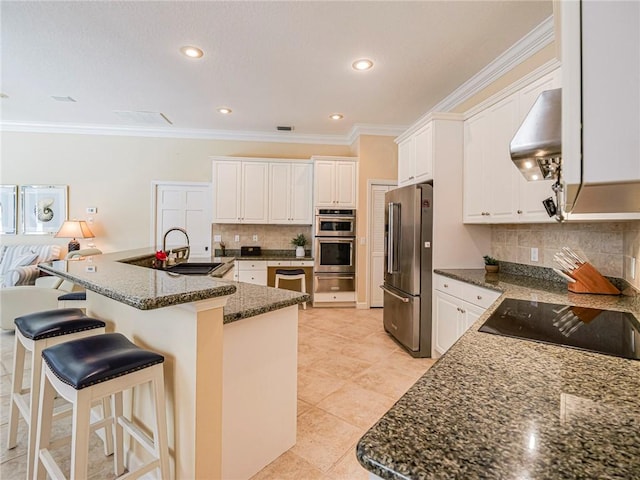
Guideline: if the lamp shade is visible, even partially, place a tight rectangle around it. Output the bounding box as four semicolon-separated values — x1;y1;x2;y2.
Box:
55;220;95;239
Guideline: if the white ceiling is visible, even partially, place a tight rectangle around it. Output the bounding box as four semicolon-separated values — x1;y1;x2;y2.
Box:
1;1;553;141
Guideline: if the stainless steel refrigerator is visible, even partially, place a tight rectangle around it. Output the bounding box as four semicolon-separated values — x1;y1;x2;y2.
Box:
382;183;433;357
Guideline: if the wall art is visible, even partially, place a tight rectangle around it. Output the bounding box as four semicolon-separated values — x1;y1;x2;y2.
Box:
20;185;68;234
0;185;18;235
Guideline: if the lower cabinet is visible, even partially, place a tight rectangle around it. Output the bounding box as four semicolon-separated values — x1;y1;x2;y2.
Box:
236;260;268;285
235;259;313;288
433;274;500;356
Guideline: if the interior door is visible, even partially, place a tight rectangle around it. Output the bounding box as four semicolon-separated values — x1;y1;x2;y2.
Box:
155;183;212;258
370;183;393;307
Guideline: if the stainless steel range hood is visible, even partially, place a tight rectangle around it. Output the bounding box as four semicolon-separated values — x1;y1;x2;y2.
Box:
510;88;562;182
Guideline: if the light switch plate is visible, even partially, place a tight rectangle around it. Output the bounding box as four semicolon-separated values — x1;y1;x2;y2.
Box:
253;235;258;241
234;235;240;242
214;235;221;242
86;207;97;214
530;247;539;262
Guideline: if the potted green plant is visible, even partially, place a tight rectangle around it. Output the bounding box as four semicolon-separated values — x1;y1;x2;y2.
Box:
483;255;499;273
291;234;307;258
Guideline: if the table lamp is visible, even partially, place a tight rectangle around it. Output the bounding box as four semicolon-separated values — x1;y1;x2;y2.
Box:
55;220;95;252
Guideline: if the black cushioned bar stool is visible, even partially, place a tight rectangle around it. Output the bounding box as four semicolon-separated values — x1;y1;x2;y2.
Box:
35;333;170;480
275;269;307;309
7;308;107;480
57;291;87;310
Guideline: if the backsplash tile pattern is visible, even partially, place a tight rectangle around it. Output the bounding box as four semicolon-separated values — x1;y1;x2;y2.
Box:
212;224;313;252
491;221;640;289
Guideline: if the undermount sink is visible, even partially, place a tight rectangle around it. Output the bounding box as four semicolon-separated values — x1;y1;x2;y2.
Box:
164;262;223;275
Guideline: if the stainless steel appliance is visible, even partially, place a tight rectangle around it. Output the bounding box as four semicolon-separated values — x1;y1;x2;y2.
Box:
314;209;356;302
315;208;356;237
382;183;433;357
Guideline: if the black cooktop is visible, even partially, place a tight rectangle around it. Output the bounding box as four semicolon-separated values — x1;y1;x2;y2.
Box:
479;298;640;360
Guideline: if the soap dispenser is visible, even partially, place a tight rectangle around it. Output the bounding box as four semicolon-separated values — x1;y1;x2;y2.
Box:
167;250;177;266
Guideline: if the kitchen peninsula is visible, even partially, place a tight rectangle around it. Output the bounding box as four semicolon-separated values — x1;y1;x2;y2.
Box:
39;248;309;480
357;268;640;479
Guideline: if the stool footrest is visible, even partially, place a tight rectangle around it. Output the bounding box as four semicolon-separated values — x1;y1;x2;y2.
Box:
118;459;160;480
39;449;66;480
119;416;155;455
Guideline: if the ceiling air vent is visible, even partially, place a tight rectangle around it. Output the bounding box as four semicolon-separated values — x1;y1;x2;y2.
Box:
114;111;172;126
276;125;294;132
51;96;76;102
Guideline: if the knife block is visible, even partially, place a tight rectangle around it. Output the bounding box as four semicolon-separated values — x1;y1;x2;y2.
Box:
567;262;620;295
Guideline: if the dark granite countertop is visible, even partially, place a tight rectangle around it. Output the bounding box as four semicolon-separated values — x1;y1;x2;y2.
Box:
38;248;309;321
357;268;640;479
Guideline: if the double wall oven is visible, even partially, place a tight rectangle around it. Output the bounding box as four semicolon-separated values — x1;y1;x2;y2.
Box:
314;209;356;300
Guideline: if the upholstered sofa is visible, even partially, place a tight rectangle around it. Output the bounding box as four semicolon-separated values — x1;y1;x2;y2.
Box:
0;244;62;288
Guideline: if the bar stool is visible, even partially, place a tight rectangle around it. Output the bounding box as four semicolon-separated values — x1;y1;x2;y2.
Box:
7;308;107;480
58;291;87;310
275;268;307;309
35;333;170;480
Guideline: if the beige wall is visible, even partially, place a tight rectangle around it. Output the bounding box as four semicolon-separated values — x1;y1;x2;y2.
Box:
0;131;349;253
491;221;640;289
353;135;398;305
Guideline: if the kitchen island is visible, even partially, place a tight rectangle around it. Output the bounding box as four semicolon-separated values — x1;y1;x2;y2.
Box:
39;248;309;480
357;268;640;479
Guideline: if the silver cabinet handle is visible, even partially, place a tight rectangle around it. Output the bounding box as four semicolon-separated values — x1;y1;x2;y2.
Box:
444;284;449;288
380;285;409;303
460;309;465;314
517;210;523;214
477;295;482;300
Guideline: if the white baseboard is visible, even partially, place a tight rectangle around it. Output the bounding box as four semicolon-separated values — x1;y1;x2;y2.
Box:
356;302;369;309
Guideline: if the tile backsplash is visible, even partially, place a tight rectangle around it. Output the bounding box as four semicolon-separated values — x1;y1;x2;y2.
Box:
491;221;640;290
212;224;313;252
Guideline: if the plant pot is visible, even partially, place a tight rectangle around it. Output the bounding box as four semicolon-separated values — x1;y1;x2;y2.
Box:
485;264;499;273
295;246;305;258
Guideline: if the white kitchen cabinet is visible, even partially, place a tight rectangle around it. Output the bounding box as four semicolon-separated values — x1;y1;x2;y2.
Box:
433;274;500;356
268;162;313;224
236;260;268;285
397;122;433;187
312;157;357;208
463;69;561;224
212;160;268;224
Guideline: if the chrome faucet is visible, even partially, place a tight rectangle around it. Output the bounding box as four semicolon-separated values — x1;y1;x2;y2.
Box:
162;227;190;260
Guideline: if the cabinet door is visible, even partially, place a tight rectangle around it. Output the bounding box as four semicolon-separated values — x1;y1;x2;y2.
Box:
290;163;313;224
238;269;267;285
314;161;335;206
213;161;241;223
268;163;291;223
484;94;519;223
335;162;356;207
414;123;433;182
462;301;485;332
463;113;489;223
241;162;269;223
517;73;557;222
434;291;462;355
397;137;414;186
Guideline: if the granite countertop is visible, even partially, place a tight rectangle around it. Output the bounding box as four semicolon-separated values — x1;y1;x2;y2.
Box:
357;268;640;479
38;248;309;321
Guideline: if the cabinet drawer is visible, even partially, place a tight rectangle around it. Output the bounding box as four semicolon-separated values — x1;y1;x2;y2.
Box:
237;260;268;271
462;283;500;309
290;260;314;267
314;291;356;303
267;260;292;267
238;270;267;285
434;275;463;298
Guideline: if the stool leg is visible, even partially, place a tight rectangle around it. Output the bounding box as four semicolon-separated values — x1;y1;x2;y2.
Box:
152;366;170;478
34;369;56;480
26;341;45;480
300;277;307;310
70;390;92;480
275;275;280;288
100;397;114;456
7;333;25;450
112;391;125;476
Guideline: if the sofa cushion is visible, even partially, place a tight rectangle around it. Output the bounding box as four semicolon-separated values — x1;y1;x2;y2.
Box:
4;266;41;287
0;245;62;287
10;253;39;269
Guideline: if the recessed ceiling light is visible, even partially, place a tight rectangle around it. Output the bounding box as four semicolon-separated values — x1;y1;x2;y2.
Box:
0;93;8;99
352;58;373;71
180;46;204;58
329;113;343;120
217;107;232;114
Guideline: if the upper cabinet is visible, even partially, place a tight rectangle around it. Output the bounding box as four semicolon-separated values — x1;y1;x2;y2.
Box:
268;162;313;224
212;157;312;224
463;68;561;224
560;1;640;218
397;122;433;186
313;157;358;208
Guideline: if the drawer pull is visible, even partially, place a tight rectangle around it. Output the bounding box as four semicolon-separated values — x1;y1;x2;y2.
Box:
444;284;449;288
477;295;482;300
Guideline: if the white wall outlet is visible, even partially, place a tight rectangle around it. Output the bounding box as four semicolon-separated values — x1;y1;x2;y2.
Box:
234;234;240;242
85;265;97;273
253;234;258;242
531;247;539;262
87;217;94;224
86;207;97;214
214;235;221;242
631;257;636;280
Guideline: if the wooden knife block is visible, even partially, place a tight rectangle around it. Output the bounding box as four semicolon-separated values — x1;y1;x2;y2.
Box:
567;262;620;295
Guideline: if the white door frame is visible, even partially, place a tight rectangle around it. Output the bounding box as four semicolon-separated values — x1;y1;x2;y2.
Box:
150;181;212;250
362;179;397;309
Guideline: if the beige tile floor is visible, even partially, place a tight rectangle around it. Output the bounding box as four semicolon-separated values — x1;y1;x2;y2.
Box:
0;307;436;479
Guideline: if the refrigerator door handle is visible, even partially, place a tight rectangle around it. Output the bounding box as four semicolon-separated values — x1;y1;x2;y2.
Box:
387;202;400;274
380;285;410;303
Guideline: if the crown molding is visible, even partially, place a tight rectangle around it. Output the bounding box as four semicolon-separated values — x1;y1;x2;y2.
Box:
0;121;353;145
346;124;408;145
